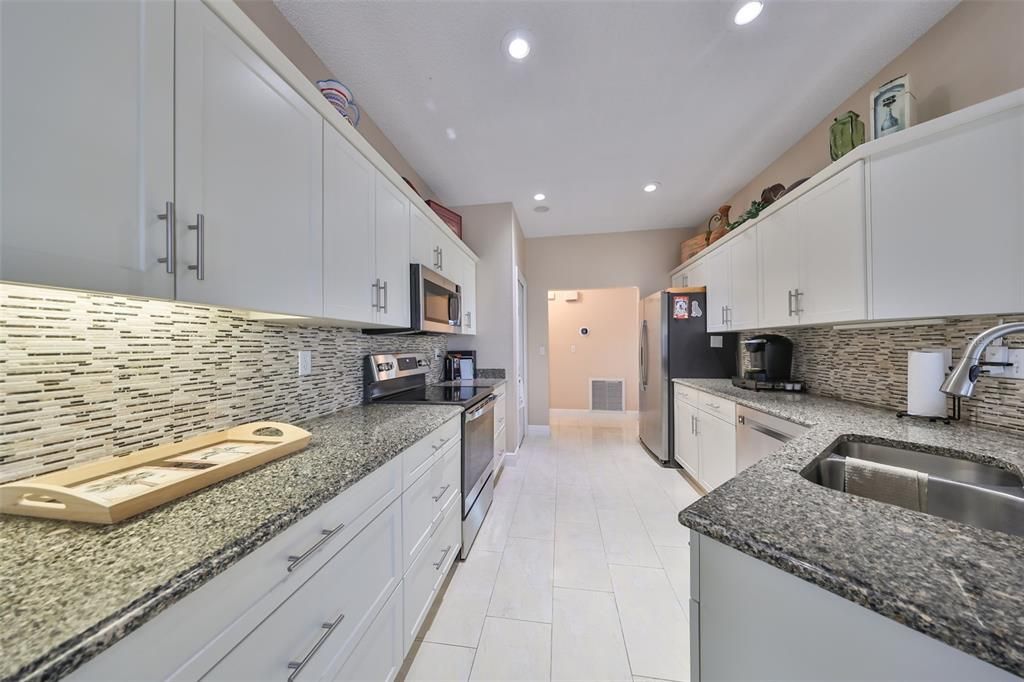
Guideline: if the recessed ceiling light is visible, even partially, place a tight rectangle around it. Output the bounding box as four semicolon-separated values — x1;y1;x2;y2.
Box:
533;193;546;201
503;31;532;61
643;182;660;193
734;1;764;25
445;127;457;140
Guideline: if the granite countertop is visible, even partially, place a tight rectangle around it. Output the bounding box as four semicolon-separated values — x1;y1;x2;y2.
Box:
0;403;462;682
675;378;1024;677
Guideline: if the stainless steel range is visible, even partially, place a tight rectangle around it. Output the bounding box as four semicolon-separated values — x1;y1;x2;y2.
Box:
365;352;495;559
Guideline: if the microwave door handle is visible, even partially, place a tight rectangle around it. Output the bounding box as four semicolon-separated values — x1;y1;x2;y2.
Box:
449;293;461;326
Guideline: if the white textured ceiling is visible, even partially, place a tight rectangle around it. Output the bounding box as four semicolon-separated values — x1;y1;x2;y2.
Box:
275;0;956;237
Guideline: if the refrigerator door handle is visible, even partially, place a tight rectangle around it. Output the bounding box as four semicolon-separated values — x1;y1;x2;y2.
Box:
640;320;648;389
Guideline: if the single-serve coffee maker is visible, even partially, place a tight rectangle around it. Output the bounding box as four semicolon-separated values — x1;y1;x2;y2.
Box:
444;350;476;382
733;334;802;391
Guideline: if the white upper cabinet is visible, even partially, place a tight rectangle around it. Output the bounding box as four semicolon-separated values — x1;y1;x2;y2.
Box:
729;228;759;330
870;107;1024;320
374;175;412;328
757;211;801;328
451;250;476;335
796;161;867;325
0;0;174;299
705;245;732;332
411;207;454;275
324;124;377;324
175;0;323;317
756;161;866;327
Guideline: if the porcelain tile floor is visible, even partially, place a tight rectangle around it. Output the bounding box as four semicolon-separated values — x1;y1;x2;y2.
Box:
400;416;700;682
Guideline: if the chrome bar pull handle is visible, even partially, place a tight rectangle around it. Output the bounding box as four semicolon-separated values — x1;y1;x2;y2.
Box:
794;288;804;315
434;545;453;570
381;280;388;313
432;484;451;502
156;201;175;274
371;280;380;310
787;289;795;317
187;213;205;280
286;523;346;572
287;612;346;681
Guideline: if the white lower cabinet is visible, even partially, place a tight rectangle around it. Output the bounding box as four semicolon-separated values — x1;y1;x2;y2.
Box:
403;438;460;572
673;384;737;492
204;500;402;681
674;397;701;479
403;493;462;653
332;583;404;682
697;410;737;492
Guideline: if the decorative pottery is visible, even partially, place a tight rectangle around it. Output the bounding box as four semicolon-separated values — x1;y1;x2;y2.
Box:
760;183;787;206
870;74;915;140
829;111;866;160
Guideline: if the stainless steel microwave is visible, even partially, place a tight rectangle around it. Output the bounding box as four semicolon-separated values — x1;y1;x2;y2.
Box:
363;264;461;335
413;264;462;334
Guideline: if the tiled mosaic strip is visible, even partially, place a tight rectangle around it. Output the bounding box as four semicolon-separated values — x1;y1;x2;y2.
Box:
740;315;1024;434
0;284;446;482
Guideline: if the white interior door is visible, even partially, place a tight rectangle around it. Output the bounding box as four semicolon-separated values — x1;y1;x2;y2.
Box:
797;162;867;325
323;124;376;324
175;1;323;316
517;273;528;448
1;0;174;299
757;212;800;327
374;174;411;328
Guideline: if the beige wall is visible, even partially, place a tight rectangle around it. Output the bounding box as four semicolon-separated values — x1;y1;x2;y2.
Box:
236;0;437;201
447;203;528;449
724;0;1024;215
547;288;640;412
525;226;698;425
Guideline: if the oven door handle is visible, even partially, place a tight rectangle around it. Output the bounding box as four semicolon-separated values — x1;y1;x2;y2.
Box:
465;394;498;422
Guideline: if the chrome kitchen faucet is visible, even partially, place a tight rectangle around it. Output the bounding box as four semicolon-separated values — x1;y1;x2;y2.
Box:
941;322;1024;398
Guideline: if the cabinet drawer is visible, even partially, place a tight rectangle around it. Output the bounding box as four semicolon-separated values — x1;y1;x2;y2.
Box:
675;384;700;407
403;417;461;490
699;392;735;422
403;494;461;652
494;396;507;437
205;499;402;682
492;383;506;399
331;581;403;682
73;457;402;681
402;438;460;572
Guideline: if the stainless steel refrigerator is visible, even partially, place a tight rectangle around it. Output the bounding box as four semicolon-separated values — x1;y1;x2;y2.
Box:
639;289;737;464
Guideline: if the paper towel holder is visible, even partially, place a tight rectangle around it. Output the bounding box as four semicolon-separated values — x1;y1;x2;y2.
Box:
896;395;961;424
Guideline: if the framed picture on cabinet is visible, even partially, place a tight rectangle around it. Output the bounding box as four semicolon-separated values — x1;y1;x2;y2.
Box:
870;74;915;140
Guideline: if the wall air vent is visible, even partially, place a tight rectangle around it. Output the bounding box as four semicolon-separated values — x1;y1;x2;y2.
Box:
590;378;625;412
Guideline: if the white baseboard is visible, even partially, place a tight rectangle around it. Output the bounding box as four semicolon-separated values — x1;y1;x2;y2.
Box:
549;409;638;425
527;424;552;436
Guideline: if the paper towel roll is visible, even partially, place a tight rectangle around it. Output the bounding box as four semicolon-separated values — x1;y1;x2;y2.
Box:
907;351;948;417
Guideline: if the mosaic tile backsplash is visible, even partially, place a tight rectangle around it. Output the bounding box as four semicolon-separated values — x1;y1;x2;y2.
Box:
741;315;1024;434
0;284;446;483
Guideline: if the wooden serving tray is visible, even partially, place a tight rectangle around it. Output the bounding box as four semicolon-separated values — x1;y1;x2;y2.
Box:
0;422;311;524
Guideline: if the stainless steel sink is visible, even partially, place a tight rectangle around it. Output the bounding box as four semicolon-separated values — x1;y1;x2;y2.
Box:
801;439;1024;537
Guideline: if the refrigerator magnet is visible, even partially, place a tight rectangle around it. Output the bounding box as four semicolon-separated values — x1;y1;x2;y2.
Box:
673;295;689;319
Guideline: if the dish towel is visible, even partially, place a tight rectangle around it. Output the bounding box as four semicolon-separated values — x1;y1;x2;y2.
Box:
844;457;928;512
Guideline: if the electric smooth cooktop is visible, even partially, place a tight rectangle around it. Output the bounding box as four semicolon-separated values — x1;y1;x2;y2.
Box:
374;384;493;408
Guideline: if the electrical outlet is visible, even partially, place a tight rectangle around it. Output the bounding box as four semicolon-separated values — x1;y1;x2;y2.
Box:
1008;349;1024;380
570;344;576;354
298;350;312;377
983;346;1009;376
434;348;442;360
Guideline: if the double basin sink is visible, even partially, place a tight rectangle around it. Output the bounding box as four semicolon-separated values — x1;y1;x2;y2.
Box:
801;439;1024;537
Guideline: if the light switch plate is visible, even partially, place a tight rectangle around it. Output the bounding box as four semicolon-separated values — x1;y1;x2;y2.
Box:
984;346;1009;376
1007;349;1024;380
298;350;312;376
